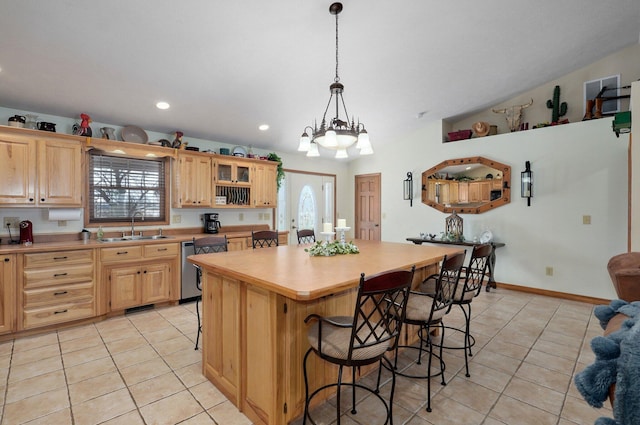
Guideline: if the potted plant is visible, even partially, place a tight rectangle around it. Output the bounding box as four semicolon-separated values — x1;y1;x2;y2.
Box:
267;153;284;190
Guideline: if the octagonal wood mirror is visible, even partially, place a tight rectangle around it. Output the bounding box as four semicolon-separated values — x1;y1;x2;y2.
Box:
421;156;511;214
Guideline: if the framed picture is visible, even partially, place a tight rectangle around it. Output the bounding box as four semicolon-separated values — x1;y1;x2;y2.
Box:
584;74;620;116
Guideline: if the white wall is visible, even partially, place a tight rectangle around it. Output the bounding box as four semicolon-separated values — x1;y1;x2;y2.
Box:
349;118;628;300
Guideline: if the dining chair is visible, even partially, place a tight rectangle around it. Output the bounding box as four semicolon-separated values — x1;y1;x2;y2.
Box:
251;230;279;248
192;235;228;350
392;251;465;413
302;266;415;425
296;229;316;244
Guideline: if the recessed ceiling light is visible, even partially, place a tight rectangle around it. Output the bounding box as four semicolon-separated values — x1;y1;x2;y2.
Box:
258;124;269;131
156;101;170;110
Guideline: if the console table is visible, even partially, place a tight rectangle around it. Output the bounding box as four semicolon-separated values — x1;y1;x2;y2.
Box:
406;237;505;291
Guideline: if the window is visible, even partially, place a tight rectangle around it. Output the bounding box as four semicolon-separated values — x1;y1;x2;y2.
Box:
584;74;620;115
88;153;168;224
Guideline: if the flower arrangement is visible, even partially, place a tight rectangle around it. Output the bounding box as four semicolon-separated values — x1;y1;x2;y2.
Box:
305;240;359;256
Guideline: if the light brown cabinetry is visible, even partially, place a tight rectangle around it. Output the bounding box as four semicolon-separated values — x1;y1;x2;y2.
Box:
172;152;213;208
101;242;179;312
19;249;96;330
214;158;252;208
0;130;83;206
252;162;278;207
0;255;16;334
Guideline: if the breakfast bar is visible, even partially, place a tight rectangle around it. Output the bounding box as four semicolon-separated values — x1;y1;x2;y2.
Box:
188;240;461;425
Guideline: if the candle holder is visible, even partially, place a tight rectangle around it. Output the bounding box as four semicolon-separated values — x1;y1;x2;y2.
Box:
334;227;351;245
320;232;336;243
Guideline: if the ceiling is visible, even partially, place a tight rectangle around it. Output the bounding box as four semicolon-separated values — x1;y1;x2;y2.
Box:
1;1;638;159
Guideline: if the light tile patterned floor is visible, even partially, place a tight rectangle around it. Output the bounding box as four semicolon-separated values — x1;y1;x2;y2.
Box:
0;289;613;424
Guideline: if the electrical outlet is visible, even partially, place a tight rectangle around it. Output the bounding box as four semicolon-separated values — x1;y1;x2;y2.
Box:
545;266;554;276
3;217;19;229
582;215;591;225
239;213;244;221
57;220;67;227
264;212;270;220
172;215;181;224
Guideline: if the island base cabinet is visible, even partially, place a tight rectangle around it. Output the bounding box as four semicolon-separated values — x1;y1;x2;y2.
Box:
202;272;241;406
201;269;359;425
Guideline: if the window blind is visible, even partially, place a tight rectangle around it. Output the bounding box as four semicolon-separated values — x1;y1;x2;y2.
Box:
89;153;166;223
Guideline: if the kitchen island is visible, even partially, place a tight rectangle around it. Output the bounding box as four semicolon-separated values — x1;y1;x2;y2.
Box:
188;239;461;425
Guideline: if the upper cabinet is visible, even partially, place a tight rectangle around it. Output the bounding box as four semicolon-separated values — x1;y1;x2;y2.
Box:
0;127;83;207
252;161;278;207
172;151;213;208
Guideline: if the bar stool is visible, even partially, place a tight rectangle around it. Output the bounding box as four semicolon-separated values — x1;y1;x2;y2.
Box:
428;244;492;377
297;229;316;244
192;235;228;350
392;251;465;412
302;266;415;425
251;230;279;248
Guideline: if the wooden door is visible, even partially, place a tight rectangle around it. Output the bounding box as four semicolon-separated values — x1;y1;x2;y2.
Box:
109;266;141;310
142;262;171;303
0;255;15;334
355;173;381;240
0;138;36;205
37;139;83;206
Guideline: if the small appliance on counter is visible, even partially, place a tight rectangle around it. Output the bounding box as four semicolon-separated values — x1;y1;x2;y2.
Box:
204;213;222;234
19;220;33;245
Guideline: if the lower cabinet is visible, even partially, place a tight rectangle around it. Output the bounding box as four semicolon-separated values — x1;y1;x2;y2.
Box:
19;249;96;330
0;254;16;334
108;263;172;310
101;242;179;312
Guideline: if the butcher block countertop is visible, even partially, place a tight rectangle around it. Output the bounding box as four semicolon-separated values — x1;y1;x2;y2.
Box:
0;225;286;254
188;239;461;301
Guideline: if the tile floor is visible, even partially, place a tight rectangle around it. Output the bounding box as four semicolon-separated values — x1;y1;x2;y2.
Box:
0;288;612;424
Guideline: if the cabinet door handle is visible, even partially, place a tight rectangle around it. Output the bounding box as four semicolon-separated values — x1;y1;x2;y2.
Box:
54;309;68;315
53;256;68;260
157;248;168;252
41;198;46;202
3;258;9;262
53;291;68;296
53;273;68;277
117;251;128;255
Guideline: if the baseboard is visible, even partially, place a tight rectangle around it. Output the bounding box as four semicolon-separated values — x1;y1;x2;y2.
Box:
494;282;611;305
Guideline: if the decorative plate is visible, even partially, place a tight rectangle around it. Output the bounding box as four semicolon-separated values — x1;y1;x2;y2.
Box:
232;146;247;157
121;125;148;143
479;230;493;244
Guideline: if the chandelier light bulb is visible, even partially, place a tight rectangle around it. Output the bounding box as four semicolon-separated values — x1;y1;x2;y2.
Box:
306;142;320;157
298;133;310;151
324;128;338;147
335;148;348;159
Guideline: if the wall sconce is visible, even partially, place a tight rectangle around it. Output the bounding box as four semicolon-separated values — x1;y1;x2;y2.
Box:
521;161;533;206
403;172;413;206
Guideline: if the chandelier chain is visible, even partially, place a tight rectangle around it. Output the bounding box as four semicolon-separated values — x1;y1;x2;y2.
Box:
334;12;339;83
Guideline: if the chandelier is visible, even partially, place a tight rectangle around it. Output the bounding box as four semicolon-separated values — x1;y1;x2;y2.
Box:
298;2;373;159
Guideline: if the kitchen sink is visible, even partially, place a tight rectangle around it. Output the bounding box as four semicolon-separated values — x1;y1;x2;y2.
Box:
99;235;173;242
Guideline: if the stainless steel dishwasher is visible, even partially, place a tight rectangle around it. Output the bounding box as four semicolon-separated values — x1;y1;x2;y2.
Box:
181;240;200;302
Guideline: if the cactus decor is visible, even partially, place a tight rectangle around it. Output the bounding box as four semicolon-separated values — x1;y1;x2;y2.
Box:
546;85;568;123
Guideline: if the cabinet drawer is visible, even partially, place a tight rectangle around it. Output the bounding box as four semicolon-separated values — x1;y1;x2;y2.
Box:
24;250;92;268
23;300;95;329
143;243;179;258
23;263;93;289
101;246;143;262
24;282;94;308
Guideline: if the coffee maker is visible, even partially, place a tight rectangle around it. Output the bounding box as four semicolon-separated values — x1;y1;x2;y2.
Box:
204;213;222;234
19;220;33;245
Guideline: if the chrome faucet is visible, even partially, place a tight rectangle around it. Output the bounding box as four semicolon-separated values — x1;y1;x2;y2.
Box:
131;210;145;237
